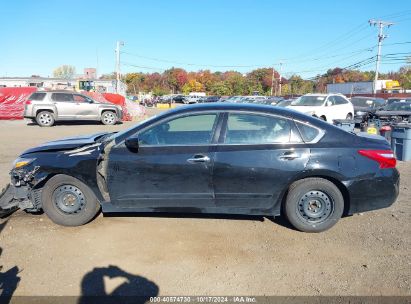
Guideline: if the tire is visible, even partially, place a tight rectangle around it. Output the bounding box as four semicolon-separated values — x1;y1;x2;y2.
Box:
320;116;327;121
346;113;353;119
41;174;100;226
101;111;118;125
284;178;344;233
36;111;55;127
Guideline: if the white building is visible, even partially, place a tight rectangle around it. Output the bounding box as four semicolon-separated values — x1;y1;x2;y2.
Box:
0;77;126;96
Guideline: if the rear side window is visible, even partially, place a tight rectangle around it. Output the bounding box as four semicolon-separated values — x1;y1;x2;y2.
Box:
29;92;46;101
225;113;292;144
295;122;320;142
51;93;74;102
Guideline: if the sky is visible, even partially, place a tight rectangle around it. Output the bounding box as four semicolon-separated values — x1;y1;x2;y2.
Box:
0;0;410;79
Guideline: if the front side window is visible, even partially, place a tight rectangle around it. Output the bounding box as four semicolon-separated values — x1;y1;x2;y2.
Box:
73;94;89;102
334;96;348;105
224;113;293;144
139;113;218;146
51;93;74;102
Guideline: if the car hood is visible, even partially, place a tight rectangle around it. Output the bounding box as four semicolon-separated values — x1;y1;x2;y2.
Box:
354;106;375;112
21;132;109;155
375;110;411;116
287;105;319;114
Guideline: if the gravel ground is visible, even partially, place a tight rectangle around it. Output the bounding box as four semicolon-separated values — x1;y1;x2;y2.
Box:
0;110;410;297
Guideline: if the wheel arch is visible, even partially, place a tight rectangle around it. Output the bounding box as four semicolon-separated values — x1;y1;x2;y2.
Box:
35;108;56;117
279;174;351;217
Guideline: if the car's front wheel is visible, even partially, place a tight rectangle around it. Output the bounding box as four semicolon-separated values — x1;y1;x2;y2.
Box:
36;111;55;127
101;111;118;125
41;174;100;226
284;178;344;232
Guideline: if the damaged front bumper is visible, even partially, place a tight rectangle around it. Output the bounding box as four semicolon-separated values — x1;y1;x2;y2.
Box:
0;166;44;216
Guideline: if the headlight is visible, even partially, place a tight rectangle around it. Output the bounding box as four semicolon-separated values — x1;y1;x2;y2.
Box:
13;157;36;169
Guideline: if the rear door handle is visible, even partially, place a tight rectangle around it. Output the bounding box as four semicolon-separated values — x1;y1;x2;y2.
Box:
187;154;210;164
279;151;300;160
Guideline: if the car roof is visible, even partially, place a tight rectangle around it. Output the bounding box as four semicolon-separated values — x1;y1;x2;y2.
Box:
164;102;324;123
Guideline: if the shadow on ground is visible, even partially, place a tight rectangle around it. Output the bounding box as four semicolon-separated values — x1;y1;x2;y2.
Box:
78;265;159;304
0;220;20;304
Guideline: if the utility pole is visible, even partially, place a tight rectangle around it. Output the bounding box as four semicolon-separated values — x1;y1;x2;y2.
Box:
270;65;276;96
369;19;393;95
278;61;283;96
115;41;125;94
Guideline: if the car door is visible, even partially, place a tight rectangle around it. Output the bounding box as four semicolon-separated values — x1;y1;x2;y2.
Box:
72;94;99;119
334;95;353;119
106;112;222;210
323;96;338;122
51;93;76;119
213;112;310;210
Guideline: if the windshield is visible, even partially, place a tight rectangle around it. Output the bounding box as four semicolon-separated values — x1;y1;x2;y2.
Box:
291;96;326;106
350;98;384;108
384;102;411;111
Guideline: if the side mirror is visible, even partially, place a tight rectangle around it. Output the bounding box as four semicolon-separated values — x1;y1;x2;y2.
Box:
125;137;139;152
87;99;94;103
326;101;332;107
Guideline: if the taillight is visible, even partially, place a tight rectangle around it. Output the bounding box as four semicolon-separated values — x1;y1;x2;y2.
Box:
358;150;396;169
25;100;32;105
380;125;391;132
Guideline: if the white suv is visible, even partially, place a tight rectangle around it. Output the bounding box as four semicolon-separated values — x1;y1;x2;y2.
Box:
287;93;354;122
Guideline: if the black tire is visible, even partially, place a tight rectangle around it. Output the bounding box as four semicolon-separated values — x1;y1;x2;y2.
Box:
320;115;327;121
41;174;100;226
36;111;55;127
101;111;118;125
284;178;344;232
346;113;353;119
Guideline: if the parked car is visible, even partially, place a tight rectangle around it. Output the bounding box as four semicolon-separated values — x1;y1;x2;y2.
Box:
257;97;284;106
183;95;201;104
287;94;354;122
374;101;411;123
386;97;411;105
198;96;221;103
172;95;185;103
350;96;386;124
0;103;399;232
24;91;123;127
276;99;295;107
224;96;243;103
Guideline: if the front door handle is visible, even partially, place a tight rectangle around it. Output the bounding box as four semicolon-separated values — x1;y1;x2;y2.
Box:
187;154;210;164
279;151;300;160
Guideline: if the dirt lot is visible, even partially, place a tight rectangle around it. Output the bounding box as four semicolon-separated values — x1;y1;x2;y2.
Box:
0;109;410;297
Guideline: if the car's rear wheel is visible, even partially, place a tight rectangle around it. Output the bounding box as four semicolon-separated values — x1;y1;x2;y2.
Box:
346;113;353;119
284;178;344;232
41;174;100;226
36;111;55;127
101;111;118;125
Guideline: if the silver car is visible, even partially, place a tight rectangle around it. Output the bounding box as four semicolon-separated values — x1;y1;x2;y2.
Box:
24;91;123;127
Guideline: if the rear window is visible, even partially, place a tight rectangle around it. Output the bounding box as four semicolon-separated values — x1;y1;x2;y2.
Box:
296;122;320;142
29;92;46;101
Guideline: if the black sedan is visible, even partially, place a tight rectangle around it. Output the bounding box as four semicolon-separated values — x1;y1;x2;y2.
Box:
0;103;399;232
375;101;411;123
350;96;386;124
